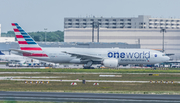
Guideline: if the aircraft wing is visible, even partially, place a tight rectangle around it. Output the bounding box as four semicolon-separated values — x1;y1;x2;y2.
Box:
62;51;103;61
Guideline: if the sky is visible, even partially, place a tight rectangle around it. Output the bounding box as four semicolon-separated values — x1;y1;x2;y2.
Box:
0;0;180;32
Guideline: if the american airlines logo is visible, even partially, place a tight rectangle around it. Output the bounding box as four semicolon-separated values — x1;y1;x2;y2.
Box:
108;51;150;59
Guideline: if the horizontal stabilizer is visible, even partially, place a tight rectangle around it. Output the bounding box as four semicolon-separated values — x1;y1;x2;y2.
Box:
10;49;33;54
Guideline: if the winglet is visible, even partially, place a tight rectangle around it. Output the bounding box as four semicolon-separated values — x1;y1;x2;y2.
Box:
0;51;5;55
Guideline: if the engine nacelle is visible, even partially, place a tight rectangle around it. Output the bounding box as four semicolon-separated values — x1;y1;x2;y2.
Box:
102;58;119;68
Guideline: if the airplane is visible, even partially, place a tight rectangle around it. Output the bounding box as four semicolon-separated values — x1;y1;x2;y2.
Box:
11;23;170;69
0;51;26;62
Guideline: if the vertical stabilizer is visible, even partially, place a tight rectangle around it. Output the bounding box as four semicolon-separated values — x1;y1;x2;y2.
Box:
12;23;48;57
12;23;42;51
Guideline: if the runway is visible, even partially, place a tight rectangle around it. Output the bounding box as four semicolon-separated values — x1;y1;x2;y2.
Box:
0;91;180;103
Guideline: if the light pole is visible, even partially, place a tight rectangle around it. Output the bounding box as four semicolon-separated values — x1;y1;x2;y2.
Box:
92;22;94;42
44;28;47;42
92;22;100;42
160;28;166;52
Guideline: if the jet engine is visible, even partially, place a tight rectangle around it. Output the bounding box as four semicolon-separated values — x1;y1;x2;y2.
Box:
102;58;119;68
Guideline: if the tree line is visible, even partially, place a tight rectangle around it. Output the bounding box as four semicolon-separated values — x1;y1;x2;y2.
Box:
1;30;64;42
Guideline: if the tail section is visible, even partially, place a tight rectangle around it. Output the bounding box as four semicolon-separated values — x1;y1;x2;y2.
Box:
12;23;48;57
0;51;5;55
12;23;42;51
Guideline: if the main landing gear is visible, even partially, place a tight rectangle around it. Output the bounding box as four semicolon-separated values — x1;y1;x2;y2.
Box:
83;61;95;69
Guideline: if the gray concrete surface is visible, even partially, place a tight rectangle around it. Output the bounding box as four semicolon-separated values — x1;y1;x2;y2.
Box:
0;91;180;103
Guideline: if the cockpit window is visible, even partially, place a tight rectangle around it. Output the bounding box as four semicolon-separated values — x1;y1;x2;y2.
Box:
162;54;166;56
154;54;157;57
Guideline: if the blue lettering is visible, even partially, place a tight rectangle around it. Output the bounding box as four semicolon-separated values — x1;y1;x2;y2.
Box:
134;52;139;58
145;51;150;58
114;52;119;58
139;53;142;58
120;52;125;58
129;53;134;58
108;52;113;58
126;53;130;58
107;51;150;59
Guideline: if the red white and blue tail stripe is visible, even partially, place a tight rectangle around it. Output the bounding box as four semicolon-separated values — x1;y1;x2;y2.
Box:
12;23;48;57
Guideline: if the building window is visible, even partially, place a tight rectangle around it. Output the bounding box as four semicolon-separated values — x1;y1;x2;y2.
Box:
113;19;116;21
83;19;86;21
112;27;116;28
127;26;131;28
105;19;109;21
149;19;152;21
127;19;131;21
120;19;124;21
166;24;168;25
113;23;116;25
149;27;152;29
105;23;109;25
166;20;169;22
120;23;124;25
90;19;94;21
68;23;72;25
83;23;86;25
98;19;101;21
160;20;163;22
99;23;101;25
75;23;79;25
155;20;158;21
166;27;168;29
149;23;153;25
177;20;180;22
160;23;163;25
127;23;131;25
171;20;174;22
76;19;79;21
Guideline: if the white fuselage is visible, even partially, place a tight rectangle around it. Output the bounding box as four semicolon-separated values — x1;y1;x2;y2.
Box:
28;48;170;65
0;55;27;62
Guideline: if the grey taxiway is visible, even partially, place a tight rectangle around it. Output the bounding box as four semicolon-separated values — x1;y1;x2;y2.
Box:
0;91;180;103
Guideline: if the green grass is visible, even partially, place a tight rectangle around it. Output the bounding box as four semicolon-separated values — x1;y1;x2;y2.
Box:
0;62;7;64
0;73;180;93
0;68;180;73
1;68;180;94
0;81;180;93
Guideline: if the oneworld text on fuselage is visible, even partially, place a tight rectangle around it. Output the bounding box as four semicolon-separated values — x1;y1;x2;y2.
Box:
108;51;150;59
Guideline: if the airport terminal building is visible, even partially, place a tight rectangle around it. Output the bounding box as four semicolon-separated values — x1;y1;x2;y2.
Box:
64;15;180;59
